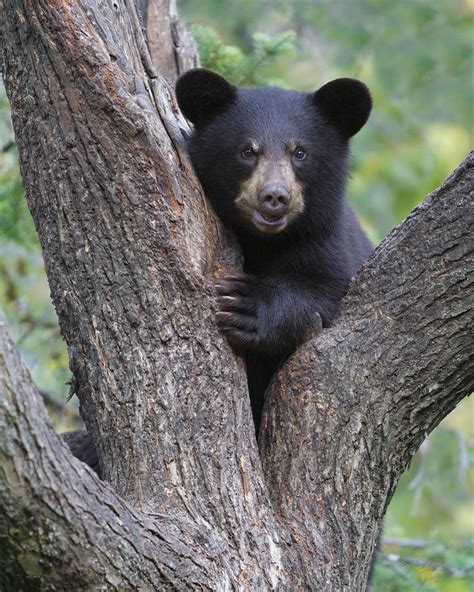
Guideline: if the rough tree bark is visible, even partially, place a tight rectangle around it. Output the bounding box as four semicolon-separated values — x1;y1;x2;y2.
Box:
0;1;472;590
135;0;199;81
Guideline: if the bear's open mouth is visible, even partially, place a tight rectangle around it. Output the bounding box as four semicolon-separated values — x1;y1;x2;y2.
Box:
253;209;288;229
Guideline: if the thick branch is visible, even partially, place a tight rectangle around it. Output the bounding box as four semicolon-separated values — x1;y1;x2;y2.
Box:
260;152;474;589
1;1;283;588
0;309;260;589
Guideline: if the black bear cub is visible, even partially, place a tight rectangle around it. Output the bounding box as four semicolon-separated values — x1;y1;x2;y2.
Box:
64;69;374;474
176;69;373;433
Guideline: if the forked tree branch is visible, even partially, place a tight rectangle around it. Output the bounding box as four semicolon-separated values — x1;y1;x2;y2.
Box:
260;153;473;585
0;0;472;589
0;309;247;589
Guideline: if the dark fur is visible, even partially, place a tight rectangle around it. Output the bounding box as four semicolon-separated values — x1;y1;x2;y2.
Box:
61;429;101;477
177;69;373;431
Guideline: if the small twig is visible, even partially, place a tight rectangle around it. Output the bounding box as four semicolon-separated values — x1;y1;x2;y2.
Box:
17;315;60;345
455;429;470;482
1;138;15;152
381;553;474;578
39;389;80;419
383;535;474;550
238;31;295;85
383;536;435;549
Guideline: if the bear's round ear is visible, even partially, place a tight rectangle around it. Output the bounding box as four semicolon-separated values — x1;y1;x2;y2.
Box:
175;69;236;127
313;78;372;138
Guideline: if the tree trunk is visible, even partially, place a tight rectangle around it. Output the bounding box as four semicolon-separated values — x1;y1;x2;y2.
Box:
136;0;199;81
0;1;472;590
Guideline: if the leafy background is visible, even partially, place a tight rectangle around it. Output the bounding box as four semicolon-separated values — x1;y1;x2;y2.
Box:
0;0;472;589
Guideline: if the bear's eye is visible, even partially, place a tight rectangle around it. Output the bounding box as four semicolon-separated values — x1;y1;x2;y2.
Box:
294;148;307;161
241;147;256;159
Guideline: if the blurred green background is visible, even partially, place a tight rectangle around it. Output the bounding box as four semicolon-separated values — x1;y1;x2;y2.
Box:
0;0;472;589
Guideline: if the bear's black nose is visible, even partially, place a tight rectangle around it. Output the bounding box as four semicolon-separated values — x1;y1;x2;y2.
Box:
258;184;291;211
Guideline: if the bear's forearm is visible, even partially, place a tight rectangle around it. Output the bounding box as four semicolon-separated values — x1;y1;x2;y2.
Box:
216;273;335;358
251;287;328;356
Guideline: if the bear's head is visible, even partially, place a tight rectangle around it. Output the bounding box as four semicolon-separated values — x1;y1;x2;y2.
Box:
176;69;371;239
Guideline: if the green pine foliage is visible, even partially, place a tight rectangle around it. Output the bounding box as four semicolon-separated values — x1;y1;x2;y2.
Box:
0;153;38;249
190;23;297;85
0;90;39;249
